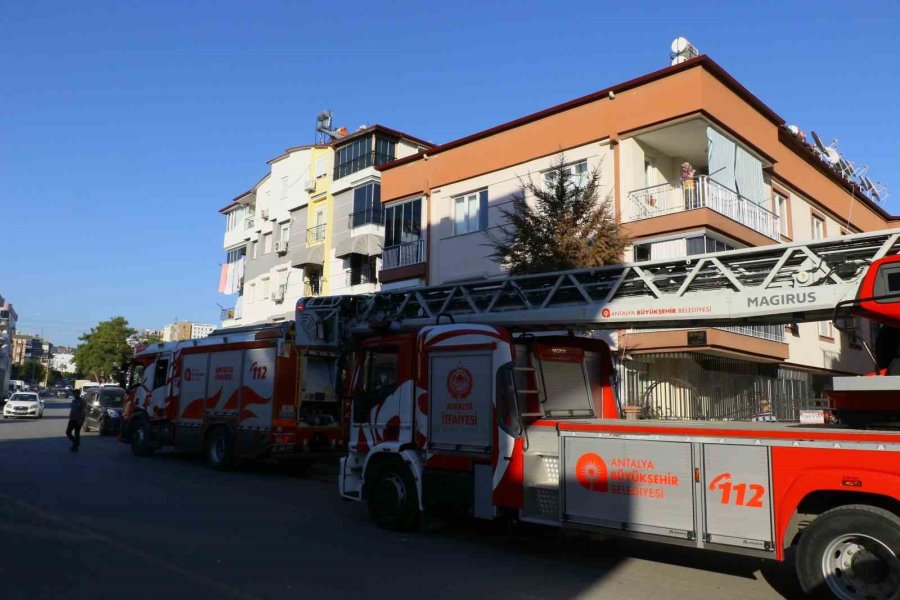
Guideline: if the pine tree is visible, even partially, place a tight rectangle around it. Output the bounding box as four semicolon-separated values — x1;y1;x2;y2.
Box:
487;156;628;275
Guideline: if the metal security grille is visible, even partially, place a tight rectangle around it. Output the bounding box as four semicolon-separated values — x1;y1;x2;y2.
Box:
615;353;831;422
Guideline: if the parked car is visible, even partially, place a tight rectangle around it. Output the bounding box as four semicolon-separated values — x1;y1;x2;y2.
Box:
3;392;44;419
83;386;125;435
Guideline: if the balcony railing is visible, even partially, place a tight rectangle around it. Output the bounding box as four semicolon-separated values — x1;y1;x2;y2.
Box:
382;239;425;270
349;209;384;229
345;270;377;287
220;307;235;321
630;324;785;343
307;224;326;244
627;176;780;240
244;216;255;230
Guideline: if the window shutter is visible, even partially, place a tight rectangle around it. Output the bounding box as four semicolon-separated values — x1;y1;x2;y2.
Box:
479;189;489;230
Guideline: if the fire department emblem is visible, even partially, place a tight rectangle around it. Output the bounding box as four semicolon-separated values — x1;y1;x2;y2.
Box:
601;308;611;318
446;364;474;400
575;452;608;492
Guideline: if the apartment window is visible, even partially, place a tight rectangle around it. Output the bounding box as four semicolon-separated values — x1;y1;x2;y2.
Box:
818;320;833;339
453;189;487;235
633;234;736;262
226;246;246;264
280;176;289;199
351;183;382;227
261;278;270;300
264;234;273;254
349;254;378;286
251;242;258;260
774;193;788;236
225;206;245;231
812;214;825;240
280;223;290;242
544;160;589;190
384;198;422;247
374;137;397;166
644;158;655;188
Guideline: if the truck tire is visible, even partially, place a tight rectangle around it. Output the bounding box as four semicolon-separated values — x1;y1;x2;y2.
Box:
130;418;155;457
366;459;419;531
796;504;900;599
206;428;234;471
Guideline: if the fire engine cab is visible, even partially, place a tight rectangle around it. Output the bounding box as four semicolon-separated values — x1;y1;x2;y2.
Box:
298;231;900;600
121;321;343;470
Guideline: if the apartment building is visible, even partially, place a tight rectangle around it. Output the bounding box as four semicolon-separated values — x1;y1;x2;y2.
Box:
219;125;431;327
0;295;17;394
12;333;46;365
162;321;216;342
377;54;898;419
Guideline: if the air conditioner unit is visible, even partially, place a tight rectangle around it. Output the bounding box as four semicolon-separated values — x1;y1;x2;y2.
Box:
275;241;289;255
304;179;316;192
273;284;287;303
261;209;270;220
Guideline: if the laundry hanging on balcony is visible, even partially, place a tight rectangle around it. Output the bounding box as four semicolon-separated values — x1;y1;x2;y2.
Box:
735;145;765;205
706;127;736;192
218;263;228;293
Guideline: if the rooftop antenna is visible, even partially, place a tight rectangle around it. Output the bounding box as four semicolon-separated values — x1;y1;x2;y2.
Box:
670;37;699;66
315;110;348;144
860;176;889;202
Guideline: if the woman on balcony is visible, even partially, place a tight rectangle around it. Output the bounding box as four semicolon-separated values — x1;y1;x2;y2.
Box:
681;162;698;210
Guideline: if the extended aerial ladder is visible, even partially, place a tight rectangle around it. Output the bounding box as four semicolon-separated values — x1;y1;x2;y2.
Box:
297;230;900;345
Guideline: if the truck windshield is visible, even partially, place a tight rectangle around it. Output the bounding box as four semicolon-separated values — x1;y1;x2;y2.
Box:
353;348;399;423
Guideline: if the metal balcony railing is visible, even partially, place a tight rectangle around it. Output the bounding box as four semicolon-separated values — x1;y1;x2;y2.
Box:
629;324;785;343
381;239;425;270
307;224;326;244
345;270;377;287
349;209;384;228
627;176;780;240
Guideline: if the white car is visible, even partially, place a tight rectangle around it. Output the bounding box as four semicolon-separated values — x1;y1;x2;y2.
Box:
3;392;44;419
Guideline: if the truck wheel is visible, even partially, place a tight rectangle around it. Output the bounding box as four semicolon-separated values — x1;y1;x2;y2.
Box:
130;419;155;457
796;504;900;599
366;460;419;530
98;417;108;436
206;428;234;471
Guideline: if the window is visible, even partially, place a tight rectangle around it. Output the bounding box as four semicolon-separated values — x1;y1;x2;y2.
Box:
264;234;273;254
251;242;258;259
353;348;399;423
225;246;246;264
544;160;588;190
774;193;788;236
248;283;256;302
453;189;487;235
261;278;270;300
644;157;655;188
334;136;377;179
818;320;833;339
812;215;825;240
384;198;422;247
374;137;396;166
152;359;169;390
280;176;289;199
351;182;382;227
349;255;377;286
224;206;246;232
633;234;736;262
280;223;290;242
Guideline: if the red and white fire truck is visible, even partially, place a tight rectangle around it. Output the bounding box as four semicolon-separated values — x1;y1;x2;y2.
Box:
296;231;900;599
120;321;343;469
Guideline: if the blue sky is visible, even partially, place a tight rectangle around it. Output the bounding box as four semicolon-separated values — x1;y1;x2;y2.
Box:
2;0;898;346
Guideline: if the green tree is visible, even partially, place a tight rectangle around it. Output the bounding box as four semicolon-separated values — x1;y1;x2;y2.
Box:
74;317;136;383
13;360;46;385
487;155;628;275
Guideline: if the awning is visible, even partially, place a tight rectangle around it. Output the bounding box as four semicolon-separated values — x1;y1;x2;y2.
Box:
291;244;324;266
334;233;383;258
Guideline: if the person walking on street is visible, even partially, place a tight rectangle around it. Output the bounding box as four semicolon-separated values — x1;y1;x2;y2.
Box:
66;389;85;452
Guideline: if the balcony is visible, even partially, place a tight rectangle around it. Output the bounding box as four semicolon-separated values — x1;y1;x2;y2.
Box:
349;209;384;229
307;224;326;244
345;270;377;287
334;151;395;180
382;240;425;270
627;176;780;240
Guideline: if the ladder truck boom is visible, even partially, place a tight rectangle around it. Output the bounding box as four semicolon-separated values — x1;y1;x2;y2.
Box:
297;230;900;345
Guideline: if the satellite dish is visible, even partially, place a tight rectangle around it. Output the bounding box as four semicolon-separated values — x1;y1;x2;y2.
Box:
811;131;827;153
824;147;841;165
788;124;800;135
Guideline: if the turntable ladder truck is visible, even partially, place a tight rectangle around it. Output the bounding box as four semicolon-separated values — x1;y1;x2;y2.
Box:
297;230;900;600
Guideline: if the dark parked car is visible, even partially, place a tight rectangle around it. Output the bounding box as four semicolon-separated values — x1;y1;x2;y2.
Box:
83;386;125;435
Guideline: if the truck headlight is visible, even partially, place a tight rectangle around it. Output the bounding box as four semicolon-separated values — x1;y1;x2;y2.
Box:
108;409;120;418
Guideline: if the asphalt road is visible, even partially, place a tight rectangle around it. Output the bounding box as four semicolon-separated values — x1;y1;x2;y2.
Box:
0;397;802;600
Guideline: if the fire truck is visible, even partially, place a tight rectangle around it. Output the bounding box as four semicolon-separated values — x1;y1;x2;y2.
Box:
120;321;343;470
296;230;900;600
